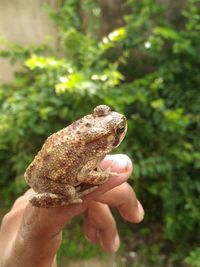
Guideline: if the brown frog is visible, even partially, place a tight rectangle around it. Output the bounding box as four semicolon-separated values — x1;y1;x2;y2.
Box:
24;105;127;208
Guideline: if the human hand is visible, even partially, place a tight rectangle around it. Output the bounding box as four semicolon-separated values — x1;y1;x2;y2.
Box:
0;154;144;267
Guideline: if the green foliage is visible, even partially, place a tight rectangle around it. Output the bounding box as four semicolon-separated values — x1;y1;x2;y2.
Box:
0;0;200;265
57;217;106;262
185;248;200;267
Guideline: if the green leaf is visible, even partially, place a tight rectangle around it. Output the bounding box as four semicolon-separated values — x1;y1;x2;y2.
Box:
154;26;181;40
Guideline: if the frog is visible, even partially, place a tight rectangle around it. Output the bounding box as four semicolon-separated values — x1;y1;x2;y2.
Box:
24;105;127;208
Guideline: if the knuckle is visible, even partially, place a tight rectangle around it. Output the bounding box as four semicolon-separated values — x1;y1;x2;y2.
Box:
1;212;13;228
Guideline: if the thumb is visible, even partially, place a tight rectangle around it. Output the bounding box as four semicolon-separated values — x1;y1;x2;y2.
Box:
8;197;85;267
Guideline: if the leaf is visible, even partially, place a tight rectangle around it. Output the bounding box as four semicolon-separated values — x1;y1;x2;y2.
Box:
154;26;181;41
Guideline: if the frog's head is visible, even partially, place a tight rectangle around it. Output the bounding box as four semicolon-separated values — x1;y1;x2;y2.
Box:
91;105;127;152
70;105;127;155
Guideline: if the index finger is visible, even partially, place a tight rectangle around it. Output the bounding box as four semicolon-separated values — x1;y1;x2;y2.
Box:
83;154;133;203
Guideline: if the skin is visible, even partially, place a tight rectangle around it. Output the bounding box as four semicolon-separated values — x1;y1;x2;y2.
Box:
0;154;144;267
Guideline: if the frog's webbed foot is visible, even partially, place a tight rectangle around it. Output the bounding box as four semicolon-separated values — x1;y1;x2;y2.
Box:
97;161;118;178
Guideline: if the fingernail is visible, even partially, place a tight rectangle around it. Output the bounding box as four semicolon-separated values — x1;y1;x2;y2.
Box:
118;157;129;169
111;234;120;252
137;200;145;220
108;154;131;170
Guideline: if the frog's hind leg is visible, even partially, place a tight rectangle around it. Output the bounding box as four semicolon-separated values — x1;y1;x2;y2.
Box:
27;176;83;207
30;192;82;208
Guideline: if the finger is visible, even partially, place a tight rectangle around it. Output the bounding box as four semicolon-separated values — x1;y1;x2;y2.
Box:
20;203;85;239
10;229;61;267
1;202;28;235
83;154;133;202
84;201;120;253
96;183;144;223
2;201;85;267
8;203;67;267
100;154;133;174
9;188;84;236
3;190;42;233
10;189;34;210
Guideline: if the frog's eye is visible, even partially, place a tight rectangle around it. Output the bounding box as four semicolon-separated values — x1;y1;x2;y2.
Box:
116;126;125;135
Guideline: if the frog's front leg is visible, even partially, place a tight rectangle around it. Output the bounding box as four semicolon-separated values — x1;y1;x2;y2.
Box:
77;158;117;185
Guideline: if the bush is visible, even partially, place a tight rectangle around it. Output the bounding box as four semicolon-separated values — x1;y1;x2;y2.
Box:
0;0;200;265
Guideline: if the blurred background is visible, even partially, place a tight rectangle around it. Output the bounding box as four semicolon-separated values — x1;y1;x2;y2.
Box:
0;0;200;266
